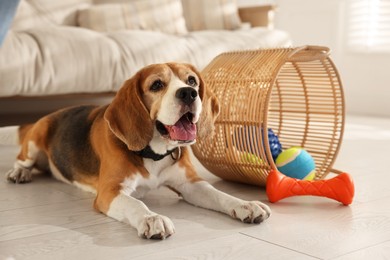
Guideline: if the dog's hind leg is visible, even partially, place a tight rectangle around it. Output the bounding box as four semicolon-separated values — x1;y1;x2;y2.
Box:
6;141;36;183
6;122;49;184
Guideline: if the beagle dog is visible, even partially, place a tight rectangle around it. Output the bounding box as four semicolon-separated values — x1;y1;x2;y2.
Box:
2;63;271;239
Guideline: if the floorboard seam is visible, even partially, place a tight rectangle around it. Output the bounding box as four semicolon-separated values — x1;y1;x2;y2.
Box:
239;232;323;259
329;238;390;259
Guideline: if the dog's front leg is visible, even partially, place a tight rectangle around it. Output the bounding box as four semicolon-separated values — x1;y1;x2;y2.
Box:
95;192;175;239
165;159;271;224
177;181;270;224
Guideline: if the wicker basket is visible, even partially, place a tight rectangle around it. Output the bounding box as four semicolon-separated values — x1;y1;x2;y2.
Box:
193;46;345;187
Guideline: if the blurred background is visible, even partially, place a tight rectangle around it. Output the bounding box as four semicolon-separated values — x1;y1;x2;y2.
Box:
1;0;389;120
240;0;390;117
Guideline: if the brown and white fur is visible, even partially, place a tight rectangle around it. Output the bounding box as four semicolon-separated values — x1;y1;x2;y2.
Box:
1;63;270;239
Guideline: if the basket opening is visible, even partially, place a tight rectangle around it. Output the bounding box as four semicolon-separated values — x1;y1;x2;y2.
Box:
193;47;345;186
267;58;344;180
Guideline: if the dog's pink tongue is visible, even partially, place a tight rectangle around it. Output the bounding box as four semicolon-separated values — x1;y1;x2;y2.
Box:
167;118;197;141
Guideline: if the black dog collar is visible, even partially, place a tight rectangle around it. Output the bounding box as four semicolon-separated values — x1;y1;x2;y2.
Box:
135;145;178;161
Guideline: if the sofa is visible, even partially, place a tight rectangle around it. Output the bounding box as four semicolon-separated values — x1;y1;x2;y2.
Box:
0;0;291;98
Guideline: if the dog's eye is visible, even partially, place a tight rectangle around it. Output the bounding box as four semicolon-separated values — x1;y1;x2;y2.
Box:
150;80;164;92
187;76;197;87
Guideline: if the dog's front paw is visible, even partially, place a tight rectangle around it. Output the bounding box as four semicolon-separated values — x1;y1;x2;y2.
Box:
138;214;175;239
6;167;32;184
231;201;271;224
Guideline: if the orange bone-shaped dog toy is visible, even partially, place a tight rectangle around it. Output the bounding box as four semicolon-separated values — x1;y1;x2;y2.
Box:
266;169;355;205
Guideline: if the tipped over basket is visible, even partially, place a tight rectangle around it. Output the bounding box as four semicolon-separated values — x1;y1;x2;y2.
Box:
192;46;345;186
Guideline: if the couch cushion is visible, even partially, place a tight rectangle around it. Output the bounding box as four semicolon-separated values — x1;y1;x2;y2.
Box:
184;28;292;69
181;0;242;31
0;27;121;97
0;27;291;97
12;0;91;31
77;0;187;35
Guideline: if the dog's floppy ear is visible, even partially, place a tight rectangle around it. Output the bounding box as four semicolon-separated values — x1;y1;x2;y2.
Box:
196;71;220;140
104;73;153;151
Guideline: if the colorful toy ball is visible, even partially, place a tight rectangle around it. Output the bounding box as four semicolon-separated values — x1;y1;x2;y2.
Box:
275;147;316;180
241;152;265;165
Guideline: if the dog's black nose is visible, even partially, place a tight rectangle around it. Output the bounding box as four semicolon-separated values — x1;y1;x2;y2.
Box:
176;87;198;105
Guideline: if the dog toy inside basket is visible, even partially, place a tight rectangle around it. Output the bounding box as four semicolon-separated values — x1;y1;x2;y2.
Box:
192;46;354;205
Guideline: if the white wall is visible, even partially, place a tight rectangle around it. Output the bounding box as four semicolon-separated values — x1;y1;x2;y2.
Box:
273;0;390;117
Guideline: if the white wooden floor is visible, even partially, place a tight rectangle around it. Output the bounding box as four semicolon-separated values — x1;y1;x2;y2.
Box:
1;115;390;260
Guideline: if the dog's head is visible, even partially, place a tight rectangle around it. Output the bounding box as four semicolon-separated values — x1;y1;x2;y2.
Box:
104;63;220;152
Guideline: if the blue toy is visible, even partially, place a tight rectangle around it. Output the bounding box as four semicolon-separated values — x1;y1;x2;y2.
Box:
267;128;283;161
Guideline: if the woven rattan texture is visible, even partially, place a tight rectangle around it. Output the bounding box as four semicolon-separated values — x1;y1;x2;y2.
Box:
193;46;345;186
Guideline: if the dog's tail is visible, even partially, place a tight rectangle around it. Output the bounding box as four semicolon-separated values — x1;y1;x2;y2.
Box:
0;124;33;145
